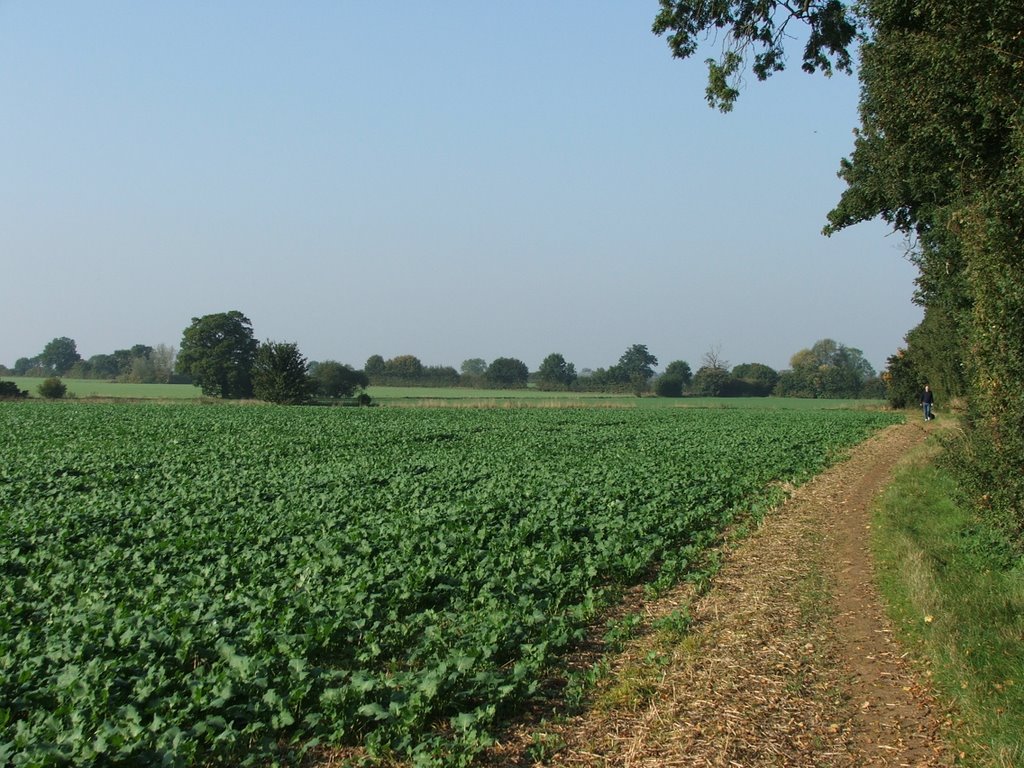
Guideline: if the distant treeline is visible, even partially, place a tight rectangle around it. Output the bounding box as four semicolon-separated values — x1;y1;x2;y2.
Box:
2;331;886;400
3;338;191;385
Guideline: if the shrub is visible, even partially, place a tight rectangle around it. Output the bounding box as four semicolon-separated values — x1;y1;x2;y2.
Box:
0;381;28;399
37;378;67;399
655;375;684;398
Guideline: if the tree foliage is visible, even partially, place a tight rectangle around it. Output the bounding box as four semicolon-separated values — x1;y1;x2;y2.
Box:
615;344;658;383
252;341;313;405
663;360;693;387
310;361;369;399
691;366;732;397
0;380;28;399
536;353;577;391
731;363;779;396
40;337;81;376
485;357;529;388
460;358;487;377
655;375;684;398
37;377;67;399
652;0;857;111
817;0;1024;537
776;339;875;398
177;311;258;399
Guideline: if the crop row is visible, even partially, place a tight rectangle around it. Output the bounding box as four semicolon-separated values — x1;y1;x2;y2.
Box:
0;403;901;766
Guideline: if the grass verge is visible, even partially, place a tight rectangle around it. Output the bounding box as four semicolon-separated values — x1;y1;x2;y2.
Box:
871;430;1024;767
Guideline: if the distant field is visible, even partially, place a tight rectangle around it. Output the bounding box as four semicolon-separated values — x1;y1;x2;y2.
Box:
367;386;886;410
2;377;886;409
4;377;203;399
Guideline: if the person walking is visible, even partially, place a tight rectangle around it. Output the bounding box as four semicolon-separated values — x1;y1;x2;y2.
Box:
921;384;935;421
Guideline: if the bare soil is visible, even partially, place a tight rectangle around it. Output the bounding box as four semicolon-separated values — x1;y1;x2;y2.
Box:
486;420;955;767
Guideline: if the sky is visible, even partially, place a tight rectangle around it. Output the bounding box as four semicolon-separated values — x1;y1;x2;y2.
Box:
0;2;923;375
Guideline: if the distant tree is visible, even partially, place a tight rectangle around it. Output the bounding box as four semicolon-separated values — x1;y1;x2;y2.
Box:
37;377;67;399
65;360;91;379
13;357;39;376
252;341;313;405
150;344;177;384
777;339;875;398
691;366;733;396
460;358;488;377
536;353;577;390
40;337;81;375
485;357;529;388
86;354;120;379
384;355;424;382
663;360;693;387
701;344;730;373
731;363;779;396
364;355;386;380
655;375;684;397
421;365;460;386
311;361;368;399
127;356;156;384
615;344;658;382
177;310;259;399
576;367;615;392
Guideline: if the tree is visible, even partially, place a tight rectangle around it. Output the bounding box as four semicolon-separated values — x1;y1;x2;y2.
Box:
700;344;729;374
615;344;658;382
731;363;779;396
608;344;659;395
691;366;733;397
485;357;529;388
176;311;259;399
40;337;81;375
311;361;369;399
421;365;460;387
655;375;684;398
536;353;577;391
384;355;423;382
150;344;177;384
364;355;386;380
86;354;121;379
663;360;693;387
14;357;39;376
252;341;313;404
460;358;487;377
653;0;857;112
654;0;1024;540
778;339;874;398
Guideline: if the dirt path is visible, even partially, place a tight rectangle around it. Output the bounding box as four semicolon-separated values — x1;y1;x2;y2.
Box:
491;420;953;766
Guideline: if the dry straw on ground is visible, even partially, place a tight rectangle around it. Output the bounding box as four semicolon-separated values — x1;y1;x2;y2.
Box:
484;421;953;767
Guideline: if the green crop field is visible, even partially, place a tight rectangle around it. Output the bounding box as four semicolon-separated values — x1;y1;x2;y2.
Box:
3;376;885;410
0;402;901;766
4;377;203;400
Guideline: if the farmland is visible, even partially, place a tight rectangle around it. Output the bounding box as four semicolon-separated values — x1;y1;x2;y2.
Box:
0;402;901;766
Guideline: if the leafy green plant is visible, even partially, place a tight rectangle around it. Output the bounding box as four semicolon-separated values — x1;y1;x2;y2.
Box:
0;402;900;765
36;376;66;398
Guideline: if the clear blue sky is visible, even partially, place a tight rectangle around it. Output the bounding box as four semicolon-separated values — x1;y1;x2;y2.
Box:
0;2;921;374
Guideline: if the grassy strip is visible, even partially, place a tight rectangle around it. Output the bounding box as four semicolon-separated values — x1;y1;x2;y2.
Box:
871;431;1024;767
3;376;203;399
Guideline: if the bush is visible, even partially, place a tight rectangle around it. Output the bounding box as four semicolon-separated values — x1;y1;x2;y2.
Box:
37;378;67;399
655;375;684;398
0;381;28;399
